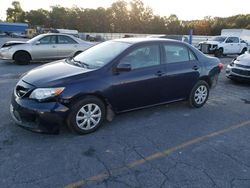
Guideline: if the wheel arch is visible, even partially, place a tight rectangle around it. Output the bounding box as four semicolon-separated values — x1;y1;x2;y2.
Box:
199;76;212;88
13;50;32;60
67;93;115;120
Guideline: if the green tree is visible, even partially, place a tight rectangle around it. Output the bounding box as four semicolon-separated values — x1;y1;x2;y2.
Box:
165;14;182;34
108;0;130;32
6;1;25;22
25;9;49;27
49;6;68;28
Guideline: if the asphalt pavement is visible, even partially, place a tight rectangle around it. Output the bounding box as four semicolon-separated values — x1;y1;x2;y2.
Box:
0;57;250;188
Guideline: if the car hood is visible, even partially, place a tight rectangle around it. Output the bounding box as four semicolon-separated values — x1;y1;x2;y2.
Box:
21;60;94;87
2;41;27;48
236;53;250;66
200;41;220;45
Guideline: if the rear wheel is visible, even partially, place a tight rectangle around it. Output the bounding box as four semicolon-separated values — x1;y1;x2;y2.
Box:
189;80;209;108
13;51;31;65
67;97;106;134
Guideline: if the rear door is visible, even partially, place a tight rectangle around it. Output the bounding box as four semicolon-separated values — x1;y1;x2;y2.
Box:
162;43;200;101
57;35;79;58
31;35;59;60
111;43;168;112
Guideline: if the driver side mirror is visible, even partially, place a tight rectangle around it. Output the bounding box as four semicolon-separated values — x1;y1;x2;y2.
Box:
116;63;132;72
35;41;41;45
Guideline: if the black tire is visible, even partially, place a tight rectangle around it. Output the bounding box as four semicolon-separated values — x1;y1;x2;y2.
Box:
240;48;247;55
13;51;31;65
66;96;106;134
214;48;223;57
189;80;210;108
74;51;82;57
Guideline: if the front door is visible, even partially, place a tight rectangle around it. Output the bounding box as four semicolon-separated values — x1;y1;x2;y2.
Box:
224;37;241;54
111;44;167;112
31;35;59;60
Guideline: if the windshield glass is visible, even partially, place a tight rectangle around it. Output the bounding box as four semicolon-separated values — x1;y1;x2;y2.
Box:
211;36;227;42
73;41;131;69
27;35;43;43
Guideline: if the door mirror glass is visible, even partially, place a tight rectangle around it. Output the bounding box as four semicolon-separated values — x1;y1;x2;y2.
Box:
35;41;40;45
116;63;132;72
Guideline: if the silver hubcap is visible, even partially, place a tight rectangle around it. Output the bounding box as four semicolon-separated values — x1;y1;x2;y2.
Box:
76;104;101;130
194;85;208;105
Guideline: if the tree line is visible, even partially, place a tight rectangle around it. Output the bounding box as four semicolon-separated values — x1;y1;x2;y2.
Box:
4;0;250;35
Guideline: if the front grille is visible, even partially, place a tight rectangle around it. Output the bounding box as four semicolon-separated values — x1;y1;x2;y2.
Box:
235;64;250;69
200;44;210;53
15;85;29;97
232;68;250;76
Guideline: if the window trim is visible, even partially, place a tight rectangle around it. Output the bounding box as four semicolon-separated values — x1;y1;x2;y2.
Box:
38;35;57;45
116;43;162;71
58;35;78;44
162;42;197;64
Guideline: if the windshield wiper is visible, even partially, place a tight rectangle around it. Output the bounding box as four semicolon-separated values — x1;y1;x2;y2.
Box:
71;58;90;68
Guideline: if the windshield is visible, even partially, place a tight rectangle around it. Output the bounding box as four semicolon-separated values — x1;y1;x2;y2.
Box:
27;35;43;43
72;41;131;69
211;36;227;42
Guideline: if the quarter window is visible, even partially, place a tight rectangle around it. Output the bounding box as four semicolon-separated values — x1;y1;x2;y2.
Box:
119;45;160;70
58;36;77;44
164;44;191;63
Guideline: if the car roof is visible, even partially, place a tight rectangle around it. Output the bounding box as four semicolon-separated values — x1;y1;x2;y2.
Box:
113;37;182;44
39;33;75;38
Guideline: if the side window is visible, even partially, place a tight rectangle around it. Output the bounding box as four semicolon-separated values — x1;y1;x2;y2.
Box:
164;44;190;63
39;36;56;44
226;37;239;43
231;37;239;43
58;36;77;44
119;45;160;70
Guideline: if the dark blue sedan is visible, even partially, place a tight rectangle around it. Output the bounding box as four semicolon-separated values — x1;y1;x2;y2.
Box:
10;38;223;134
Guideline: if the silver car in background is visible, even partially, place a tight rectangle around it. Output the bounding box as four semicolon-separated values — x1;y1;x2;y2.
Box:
0;33;94;64
226;51;250;82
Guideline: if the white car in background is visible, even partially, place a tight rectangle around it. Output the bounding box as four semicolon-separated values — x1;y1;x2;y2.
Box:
198;36;248;57
0;33;94;64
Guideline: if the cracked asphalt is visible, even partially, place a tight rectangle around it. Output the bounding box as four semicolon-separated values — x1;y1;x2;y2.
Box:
0;56;250;188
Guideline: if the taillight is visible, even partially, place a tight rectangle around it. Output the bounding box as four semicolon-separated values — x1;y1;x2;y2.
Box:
218;63;224;71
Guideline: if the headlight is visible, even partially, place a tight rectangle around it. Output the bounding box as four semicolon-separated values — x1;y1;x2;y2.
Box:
230;58;237;66
29;87;65;101
0;47;12;51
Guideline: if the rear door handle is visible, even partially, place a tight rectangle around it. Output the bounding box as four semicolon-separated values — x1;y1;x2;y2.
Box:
192;65;199;71
155;71;165;77
52;45;56;48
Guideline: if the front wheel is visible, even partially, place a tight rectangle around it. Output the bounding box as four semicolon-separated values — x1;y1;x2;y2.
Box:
13;51;31;65
67;97;106;134
189;81;209;108
214;48;223;57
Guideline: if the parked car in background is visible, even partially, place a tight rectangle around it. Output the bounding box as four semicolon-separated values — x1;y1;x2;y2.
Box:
10;38;223;134
0;33;94;64
198;36;248;57
226;51;250;81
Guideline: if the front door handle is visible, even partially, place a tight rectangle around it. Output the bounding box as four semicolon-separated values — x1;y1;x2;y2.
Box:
52;45;56;48
192;65;199;71
155;71;165;77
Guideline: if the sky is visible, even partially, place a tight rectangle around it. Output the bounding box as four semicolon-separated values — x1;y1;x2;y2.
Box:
0;0;250;21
